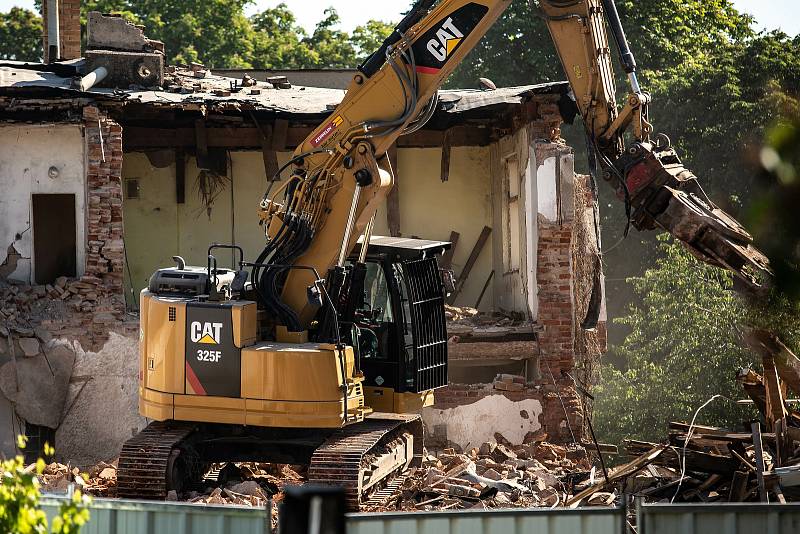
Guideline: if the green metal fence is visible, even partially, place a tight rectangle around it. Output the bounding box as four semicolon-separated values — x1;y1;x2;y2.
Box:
639;503;800;534
347;506;625;534
39;494;800;534
40;496;270;534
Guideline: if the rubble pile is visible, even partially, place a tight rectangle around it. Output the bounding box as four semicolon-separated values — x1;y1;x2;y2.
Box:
0;275;124;348
36;460;118;496
375;433;592;511
32;434;597;512
444;304;528;329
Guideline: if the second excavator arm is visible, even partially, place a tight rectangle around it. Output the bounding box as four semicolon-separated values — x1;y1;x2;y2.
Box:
255;0;772;337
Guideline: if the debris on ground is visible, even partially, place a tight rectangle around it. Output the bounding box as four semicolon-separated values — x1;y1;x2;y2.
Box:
36;460;118;496
33;434;595;512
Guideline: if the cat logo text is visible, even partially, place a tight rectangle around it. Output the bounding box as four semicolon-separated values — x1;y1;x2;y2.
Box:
190;321;222;345
426;17;464;62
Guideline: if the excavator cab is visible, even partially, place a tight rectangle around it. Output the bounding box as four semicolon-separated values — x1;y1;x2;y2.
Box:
346;237;451;412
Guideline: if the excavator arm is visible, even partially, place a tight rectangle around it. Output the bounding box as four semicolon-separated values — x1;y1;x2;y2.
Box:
256;0;772;335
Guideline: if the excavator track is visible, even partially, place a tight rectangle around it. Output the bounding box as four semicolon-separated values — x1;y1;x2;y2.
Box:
308;413;424;511
117;421;196;499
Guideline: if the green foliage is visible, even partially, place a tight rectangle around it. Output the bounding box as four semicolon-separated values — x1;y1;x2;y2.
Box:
0;7;43;62
0;439;90;534
747;118;800;298
593;235;757;446
79;2;395;69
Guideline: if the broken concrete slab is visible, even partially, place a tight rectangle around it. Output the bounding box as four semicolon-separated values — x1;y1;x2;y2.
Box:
56;332;146;466
86;11;162;52
6;340;75;428
18;337;40;357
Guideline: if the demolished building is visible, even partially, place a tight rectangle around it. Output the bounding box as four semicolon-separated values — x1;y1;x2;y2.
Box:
0;11;606;465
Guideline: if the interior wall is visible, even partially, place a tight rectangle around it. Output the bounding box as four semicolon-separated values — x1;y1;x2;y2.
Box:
0;125;86;284
122;146;495;311
371;146;494;310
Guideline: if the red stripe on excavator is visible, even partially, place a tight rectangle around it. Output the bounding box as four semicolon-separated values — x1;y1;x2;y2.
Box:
416;66;440;74
185;362;207;396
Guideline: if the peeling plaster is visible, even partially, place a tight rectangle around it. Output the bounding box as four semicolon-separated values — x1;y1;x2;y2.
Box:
423;394;543;450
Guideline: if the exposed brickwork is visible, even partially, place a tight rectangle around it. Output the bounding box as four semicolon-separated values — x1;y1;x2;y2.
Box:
42;0;82;62
431;141;606;446
528;95;563;141
0;108;127;350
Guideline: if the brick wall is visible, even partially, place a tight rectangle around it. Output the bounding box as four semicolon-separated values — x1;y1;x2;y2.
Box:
42;0;82;62
22;107;127;349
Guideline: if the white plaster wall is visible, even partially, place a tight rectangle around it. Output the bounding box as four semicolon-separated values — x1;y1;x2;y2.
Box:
0;125;86;283
536;155;559;222
524;145;538;320
423;394;543;450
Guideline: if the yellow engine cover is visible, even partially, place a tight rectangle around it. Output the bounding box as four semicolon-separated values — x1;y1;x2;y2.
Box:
139;291;368;428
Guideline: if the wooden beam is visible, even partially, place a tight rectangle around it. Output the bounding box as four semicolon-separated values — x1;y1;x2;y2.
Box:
175;148;185;204
475;270;494;308
440;231;460;269
752;422;769;503
447;226;491;305
440;128;452;182
260;124;279;181
194;119;209;169
762;355;788;429
386;144;401;237
746;329;800;396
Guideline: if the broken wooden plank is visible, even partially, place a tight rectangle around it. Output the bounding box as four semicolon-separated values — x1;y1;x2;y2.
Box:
752;422;769;503
746;329;800;396
447;226;491;305
386;144;401;237
259;124;279;181
475;270;494;309
729;470;750;502
565;443;666;506
440;231;460;270
736;368;768;419
762;354;788;431
624;440;739;475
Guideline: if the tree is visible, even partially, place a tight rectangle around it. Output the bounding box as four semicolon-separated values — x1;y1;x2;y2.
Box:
250;3;316;69
593;235;759;446
350;19;394;62
0;7;43;62
301;8;356;68
83;0;256;67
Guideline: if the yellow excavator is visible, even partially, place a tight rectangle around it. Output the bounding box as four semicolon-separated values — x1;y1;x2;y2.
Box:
117;0;772;509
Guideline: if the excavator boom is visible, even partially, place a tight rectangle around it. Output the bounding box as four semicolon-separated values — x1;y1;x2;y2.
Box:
258;0;770;334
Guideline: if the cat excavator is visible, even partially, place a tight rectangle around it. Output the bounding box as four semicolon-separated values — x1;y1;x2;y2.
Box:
117;0;772;509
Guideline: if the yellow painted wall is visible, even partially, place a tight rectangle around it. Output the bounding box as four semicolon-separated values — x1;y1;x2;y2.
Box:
372;146;493;309
123;147;493;311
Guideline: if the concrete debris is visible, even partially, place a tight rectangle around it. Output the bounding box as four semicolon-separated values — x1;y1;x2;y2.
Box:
0;340;75;428
36;460;118;496
34;438;593;513
18;337;40;357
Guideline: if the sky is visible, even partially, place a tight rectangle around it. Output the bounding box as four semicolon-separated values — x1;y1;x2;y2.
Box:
0;0;798;36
